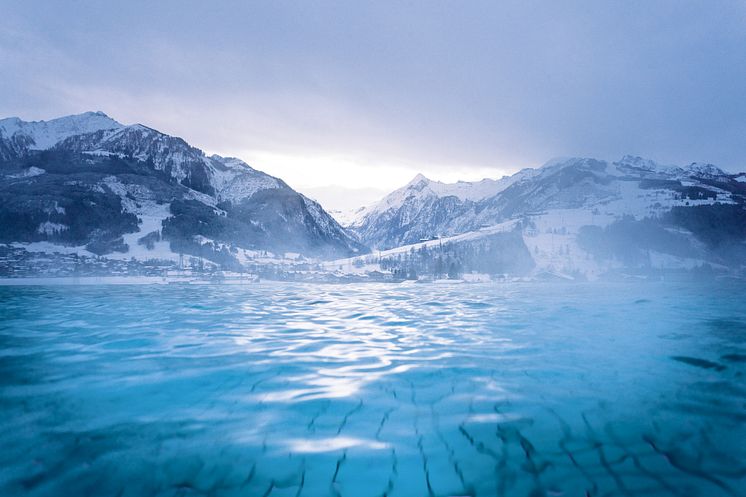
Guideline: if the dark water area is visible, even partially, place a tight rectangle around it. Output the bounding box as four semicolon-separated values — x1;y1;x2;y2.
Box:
1;281;745;496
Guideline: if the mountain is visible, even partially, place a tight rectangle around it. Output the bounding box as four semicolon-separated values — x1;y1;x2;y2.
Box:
349;156;746;278
348;173;522;246
3;113;744;279
0;112;366;269
0;111;123;160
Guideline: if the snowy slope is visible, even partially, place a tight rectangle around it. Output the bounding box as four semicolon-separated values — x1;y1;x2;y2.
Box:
0;111;123;151
1;112;284;201
353;155;745;250
0;112;366;262
348;155;746;277
349;173;517;227
209;156;282;203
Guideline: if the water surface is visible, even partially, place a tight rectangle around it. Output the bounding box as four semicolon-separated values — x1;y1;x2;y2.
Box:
1;281;745;496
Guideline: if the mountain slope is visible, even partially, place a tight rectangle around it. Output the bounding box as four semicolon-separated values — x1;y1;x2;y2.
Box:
0;112;366;266
351;156;746;277
0;111;122;161
349;172;524;248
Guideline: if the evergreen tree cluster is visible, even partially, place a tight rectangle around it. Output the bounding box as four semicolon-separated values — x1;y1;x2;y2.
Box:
377;232;533;279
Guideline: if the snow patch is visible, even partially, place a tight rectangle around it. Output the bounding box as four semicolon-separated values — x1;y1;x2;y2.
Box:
37;222;67;235
7;166;45;179
11;241;93;257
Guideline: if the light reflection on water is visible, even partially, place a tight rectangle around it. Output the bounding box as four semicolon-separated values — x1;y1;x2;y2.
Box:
1;281;745;496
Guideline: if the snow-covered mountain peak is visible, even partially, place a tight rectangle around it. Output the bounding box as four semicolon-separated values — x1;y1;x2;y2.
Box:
407;173;430;185
0;111;366;260
400;173;518;202
617;155;658;169
215;156;253;170
0;111;124;150
612;155;685;177
38;111;122;136
685;162;726;179
348;171;523;230
351;152;746;251
0;116;23;133
539;155;679;177
125;123;155;133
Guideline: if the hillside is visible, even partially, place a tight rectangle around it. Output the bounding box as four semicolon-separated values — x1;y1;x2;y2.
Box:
0;112;366;271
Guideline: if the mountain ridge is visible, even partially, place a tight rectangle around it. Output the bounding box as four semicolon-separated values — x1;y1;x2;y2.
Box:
2;111;744;279
346;155;745;277
0;112;366;266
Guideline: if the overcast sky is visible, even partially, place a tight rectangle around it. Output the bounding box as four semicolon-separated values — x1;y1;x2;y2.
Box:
2;1;746;210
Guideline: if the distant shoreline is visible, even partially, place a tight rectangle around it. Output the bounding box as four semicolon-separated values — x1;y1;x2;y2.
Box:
0;276;259;286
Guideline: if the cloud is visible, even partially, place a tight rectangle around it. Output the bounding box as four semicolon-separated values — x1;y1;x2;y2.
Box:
2;0;745;195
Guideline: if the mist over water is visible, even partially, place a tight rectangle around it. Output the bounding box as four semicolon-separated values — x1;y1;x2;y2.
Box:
1;281;745;496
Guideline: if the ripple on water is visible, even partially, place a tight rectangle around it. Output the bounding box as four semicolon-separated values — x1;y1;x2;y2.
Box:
0;281;745;497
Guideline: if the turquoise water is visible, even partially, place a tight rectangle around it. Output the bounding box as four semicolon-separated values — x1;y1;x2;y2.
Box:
1;281;745;496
